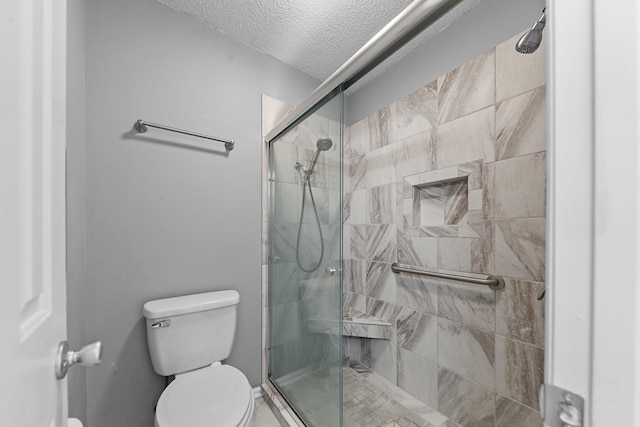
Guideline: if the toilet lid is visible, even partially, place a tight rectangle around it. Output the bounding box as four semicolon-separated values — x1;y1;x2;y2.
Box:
156;365;252;427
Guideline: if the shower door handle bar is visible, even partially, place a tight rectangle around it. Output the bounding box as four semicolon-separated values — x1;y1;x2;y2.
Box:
134;119;235;151
390;263;505;290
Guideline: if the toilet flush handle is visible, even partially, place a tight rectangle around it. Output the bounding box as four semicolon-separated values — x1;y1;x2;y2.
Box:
55;340;103;379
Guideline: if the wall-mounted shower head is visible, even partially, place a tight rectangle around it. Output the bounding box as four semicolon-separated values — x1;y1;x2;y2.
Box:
515;8;546;54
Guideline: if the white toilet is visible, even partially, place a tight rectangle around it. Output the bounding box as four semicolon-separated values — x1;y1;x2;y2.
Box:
143;290;256;427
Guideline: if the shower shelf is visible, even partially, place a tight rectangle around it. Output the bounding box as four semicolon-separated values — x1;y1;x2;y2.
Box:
308;307;392;340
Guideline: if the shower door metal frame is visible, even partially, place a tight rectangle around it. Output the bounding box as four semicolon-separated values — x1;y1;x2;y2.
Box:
266;90;345;427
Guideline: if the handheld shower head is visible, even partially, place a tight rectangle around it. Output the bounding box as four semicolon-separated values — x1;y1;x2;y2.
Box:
307;138;333;176
515;8;546;54
316;138;333;151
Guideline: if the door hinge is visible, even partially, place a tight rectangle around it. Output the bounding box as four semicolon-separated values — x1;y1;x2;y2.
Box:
539;384;584;427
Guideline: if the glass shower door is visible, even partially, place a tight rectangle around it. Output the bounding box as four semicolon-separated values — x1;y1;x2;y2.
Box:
268;92;343;427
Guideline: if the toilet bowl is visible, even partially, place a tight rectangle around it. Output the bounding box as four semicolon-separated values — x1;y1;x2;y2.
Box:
143;290;255;427
155;364;255;427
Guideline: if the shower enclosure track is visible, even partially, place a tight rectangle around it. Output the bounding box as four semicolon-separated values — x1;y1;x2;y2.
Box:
391;263;505;290
265;0;465;144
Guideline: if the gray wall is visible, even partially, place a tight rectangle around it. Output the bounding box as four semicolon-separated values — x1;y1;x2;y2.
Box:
70;0;319;425
347;0;545;124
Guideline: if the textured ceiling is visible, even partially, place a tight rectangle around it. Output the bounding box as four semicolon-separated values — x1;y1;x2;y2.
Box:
157;0;480;92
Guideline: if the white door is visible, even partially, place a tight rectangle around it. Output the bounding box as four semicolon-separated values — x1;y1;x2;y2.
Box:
0;0;69;426
547;0;640;426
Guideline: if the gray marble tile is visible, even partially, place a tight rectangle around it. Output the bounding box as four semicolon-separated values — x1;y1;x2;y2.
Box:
397;348;438;407
350;225;367;260
270;301;301;346
496;31;545;103
262;221;269;265
262;349;269;383
364;339;398;384
343;320;393;340
438;283;496;332
271;141;300;185
495;335;544;409
300;186;330;225
435;107;496;169
367;261;397;303
262;306;269;351
404;225;461;239
396;273;438;315
494;152;546;219
366;297;398;324
270;262;300;304
273;181;301;224
343;191;353;225
366;143;398;189
347;117;368;158
495;394;542;427
295;227;329;272
437;318;495;388
343;225;352;259
255;396;286;427
437;367;495;427
397;81;439;140
343;156;352;194
438;48;496;124
397;232;438;269
328;189;343;227
367;104;397;150
262;94;293;136
368;183;396;224
496;86;545;161
496;278;545;346
418;185;446;226
273;223;299;263
458;160;483;191
397;129;437;182
344;258;366;295
482;163;495;220
481;221;495;275
467;211;483;239
262;264;268;307
437;238;472;272
350;154;366;191
414;165;460;188
350;189;367;225
396;307;437;361
443;181;468;225
367;224;397;263
494;219;545;281
344;292;367;313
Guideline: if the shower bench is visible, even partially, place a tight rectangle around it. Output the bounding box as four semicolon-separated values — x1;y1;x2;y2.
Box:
308;307;392;340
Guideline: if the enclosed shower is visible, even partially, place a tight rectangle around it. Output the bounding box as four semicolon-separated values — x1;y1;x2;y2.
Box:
264;2;546;427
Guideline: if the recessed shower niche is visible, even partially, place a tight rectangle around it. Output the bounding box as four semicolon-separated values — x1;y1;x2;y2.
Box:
413;177;468;226
402;159;483;238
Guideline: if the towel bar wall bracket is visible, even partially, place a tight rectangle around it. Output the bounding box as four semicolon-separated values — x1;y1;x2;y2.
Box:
391;263;505;290
134;119;235;151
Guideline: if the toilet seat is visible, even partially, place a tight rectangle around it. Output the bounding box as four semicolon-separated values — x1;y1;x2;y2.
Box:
156;365;254;427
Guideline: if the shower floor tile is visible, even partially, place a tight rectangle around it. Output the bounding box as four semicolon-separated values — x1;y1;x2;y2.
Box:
343;360;459;427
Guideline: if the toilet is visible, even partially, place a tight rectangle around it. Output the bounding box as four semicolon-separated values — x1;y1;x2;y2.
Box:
143;290;256;427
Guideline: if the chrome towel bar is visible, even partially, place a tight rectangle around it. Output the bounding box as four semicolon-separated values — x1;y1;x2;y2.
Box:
391;263;505;290
134;119;235;151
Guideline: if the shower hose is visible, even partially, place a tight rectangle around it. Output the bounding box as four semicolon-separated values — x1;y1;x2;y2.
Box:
296;174;324;273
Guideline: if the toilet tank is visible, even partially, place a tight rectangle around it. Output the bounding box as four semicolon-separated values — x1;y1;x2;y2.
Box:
143;290;240;376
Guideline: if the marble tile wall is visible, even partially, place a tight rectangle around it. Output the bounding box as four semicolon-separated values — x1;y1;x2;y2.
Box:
343;30;545;427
